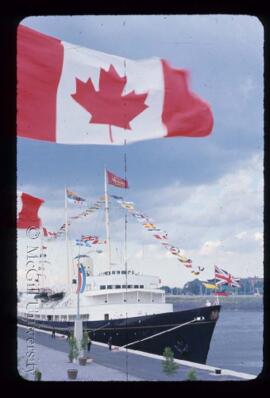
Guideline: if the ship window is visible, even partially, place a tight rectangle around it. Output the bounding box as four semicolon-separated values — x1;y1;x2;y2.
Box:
107;285;112;289
122;285;127;288
115;285;121;289
104;314;109;320
128;270;131;274
112;271;115;274
134;285;139;288
121;271;126;274
47;315;52;321
105;271;110;275
100;285;106;290
127;285;133;289
117;271;120;274
140;285;144;288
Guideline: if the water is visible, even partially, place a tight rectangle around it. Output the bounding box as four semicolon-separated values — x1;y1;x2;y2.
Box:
206;309;263;376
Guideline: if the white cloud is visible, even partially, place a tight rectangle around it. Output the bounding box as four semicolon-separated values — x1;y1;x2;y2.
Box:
239;76;256;100
199;240;222;256
254;232;263;242
235;231;248;240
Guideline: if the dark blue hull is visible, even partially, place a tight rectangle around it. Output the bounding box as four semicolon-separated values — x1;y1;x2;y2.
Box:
18;304;220;364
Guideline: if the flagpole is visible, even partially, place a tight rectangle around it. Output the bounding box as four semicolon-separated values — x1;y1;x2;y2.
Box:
65;187;70;293
76;246;80;321
40;221;44;291
214;265;219;305
104;166;111;271
124;147;128;277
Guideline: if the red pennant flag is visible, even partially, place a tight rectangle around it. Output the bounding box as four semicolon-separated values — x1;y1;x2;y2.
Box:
17;25;213;145
17;192;44;229
107;170;129;189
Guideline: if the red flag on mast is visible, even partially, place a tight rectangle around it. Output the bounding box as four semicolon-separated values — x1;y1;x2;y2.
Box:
17;192;44;228
107;170;129;189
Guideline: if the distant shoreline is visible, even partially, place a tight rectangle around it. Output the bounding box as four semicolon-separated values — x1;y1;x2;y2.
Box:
167;294;263;311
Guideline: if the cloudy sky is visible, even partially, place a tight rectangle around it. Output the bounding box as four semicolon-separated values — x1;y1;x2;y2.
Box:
17;15;263;289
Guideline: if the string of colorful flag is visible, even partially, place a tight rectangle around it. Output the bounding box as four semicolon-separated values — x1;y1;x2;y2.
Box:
110;194;205;277
17;189;241;293
75;234;106;251
43;191;105;240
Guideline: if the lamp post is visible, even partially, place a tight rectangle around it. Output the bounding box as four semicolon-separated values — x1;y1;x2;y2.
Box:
74;258;82;347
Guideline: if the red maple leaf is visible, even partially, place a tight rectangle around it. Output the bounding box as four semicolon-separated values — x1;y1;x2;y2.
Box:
71;65;148;130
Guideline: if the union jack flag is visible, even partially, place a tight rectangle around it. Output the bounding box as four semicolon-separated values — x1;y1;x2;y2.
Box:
214;265;241;288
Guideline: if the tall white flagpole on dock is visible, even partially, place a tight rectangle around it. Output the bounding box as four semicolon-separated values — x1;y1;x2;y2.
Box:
65;186;70;292
104;167;112;272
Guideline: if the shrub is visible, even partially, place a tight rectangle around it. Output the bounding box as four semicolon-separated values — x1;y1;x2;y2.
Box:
162;347;179;376
186;368;197;381
34;369;42;381
68;335;79;363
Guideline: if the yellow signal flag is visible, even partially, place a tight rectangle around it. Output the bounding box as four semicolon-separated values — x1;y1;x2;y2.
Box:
203;283;217;289
177;255;189;263
143;223;155;229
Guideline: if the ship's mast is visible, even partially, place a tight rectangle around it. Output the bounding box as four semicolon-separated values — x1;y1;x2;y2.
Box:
64;186;71;292
124;152;128;276
104;167;112;271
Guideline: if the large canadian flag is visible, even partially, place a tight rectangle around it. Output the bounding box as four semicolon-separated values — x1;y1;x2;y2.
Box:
17;25;214;145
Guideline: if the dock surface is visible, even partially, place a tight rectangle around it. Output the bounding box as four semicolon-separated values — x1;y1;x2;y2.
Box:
17;325;256;381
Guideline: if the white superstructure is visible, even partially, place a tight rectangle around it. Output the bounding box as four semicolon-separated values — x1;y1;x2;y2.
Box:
18;267;173;322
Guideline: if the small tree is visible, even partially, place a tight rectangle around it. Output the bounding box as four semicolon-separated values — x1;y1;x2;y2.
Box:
186;368;197;381
68;335;79;363
80;331;89;358
162;347;179;376
34;368;42;381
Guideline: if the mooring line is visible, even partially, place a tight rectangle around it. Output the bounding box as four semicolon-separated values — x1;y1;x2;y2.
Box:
120;317;200;349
